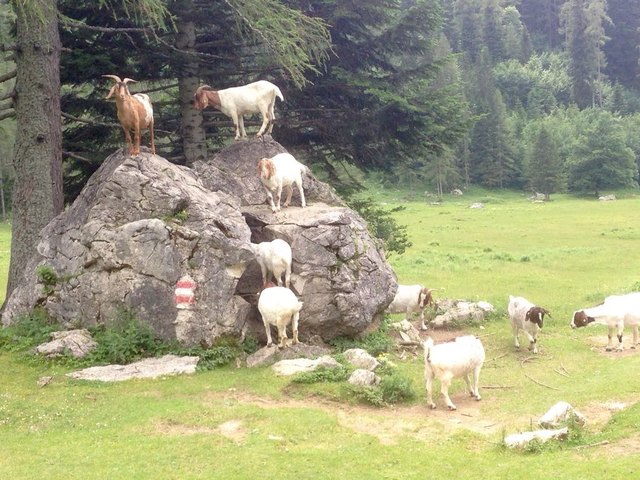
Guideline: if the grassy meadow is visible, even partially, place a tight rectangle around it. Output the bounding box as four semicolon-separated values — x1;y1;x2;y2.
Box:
2;189;640;479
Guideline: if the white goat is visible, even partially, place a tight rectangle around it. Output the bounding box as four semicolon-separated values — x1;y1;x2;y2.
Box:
251;239;292;288
103;75;155;156
508;295;551;354
257;153;308;213
192;80;283;140
258;286;303;348
571;292;640;351
386;284;435;330
423;335;485;410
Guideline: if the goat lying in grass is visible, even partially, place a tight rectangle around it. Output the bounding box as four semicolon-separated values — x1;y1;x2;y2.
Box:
103;75;155;156
257;153;308;213
192;80;283;140
258;286;303;348
423;335;485;410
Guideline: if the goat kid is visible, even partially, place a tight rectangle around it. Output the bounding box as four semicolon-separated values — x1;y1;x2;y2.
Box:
251;238;292;288
508;295;551;354
386;284;435;330
192;80;283;140
423;335;485;410
258;286;303;348
103;75;155;156
571;292;640;351
257;153;308;213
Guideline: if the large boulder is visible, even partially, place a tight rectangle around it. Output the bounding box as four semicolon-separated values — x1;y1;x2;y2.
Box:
2;150;254;344
3;140;396;346
195;138;397;341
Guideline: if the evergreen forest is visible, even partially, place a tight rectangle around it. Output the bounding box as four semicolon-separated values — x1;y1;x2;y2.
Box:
0;0;639;205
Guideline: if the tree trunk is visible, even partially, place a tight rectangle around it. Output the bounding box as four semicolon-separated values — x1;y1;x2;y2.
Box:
175;5;207;167
5;0;62;300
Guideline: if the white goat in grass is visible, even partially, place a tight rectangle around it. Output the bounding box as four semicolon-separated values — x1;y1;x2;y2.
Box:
386;284;435;330
508;295;551;354
423;335;485;410
103;75;155;156
257;153;308;213
192;80;283;140
251;239;292;288
571;292;640;351
258;286;303;348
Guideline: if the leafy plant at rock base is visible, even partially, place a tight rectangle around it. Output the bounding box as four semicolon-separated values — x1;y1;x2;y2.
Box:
0;307;59;351
292;365;350;384
329;318;395;357
86;308;165;365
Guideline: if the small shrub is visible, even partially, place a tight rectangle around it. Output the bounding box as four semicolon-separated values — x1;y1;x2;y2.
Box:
174;335;247;371
87;309;165;364
292;365;350;384
0;308;59;351
36;265;59;295
329;321;394;357
343;384;386;407
379;372;415;404
241;334;260;355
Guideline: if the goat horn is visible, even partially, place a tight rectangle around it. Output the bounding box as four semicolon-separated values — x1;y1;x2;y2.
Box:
122;78;137;84
102;74;122;83
197;85;213;92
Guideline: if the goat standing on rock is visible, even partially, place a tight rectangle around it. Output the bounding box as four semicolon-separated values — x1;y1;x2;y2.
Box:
192;80;283;140
257;153;308;213
103;75;155;156
251;238;292;288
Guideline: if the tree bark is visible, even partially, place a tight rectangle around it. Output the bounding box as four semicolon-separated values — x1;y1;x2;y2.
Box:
175;4;207;167
5;0;63;300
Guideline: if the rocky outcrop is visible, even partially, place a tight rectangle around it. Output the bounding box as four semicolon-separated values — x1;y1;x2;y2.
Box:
195;138;397;342
2;139;396;346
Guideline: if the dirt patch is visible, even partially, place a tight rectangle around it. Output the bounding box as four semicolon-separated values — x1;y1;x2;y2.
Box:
209;389;502;446
586;335;640;358
594;432;640;458
218;419;248;443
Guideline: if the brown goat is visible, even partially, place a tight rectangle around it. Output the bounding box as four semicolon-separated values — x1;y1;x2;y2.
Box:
103;75;155;156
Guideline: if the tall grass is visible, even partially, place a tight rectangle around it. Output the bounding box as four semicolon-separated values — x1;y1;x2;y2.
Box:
2;191;640;479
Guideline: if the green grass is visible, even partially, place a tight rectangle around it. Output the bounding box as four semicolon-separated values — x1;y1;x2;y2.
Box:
2;192;640;479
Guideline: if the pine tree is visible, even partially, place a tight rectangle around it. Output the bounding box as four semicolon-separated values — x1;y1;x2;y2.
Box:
6;0;62;299
526;125;563;199
560;0;609;109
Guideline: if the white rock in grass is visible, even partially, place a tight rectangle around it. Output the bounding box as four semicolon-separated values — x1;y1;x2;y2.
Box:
344;348;379;371
504;427;568;449
539;401;586;428
271;355;340;376
348;369;380;386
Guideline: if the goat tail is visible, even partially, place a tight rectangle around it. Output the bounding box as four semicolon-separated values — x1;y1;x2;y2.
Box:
274;86;284;102
423;336;434;363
